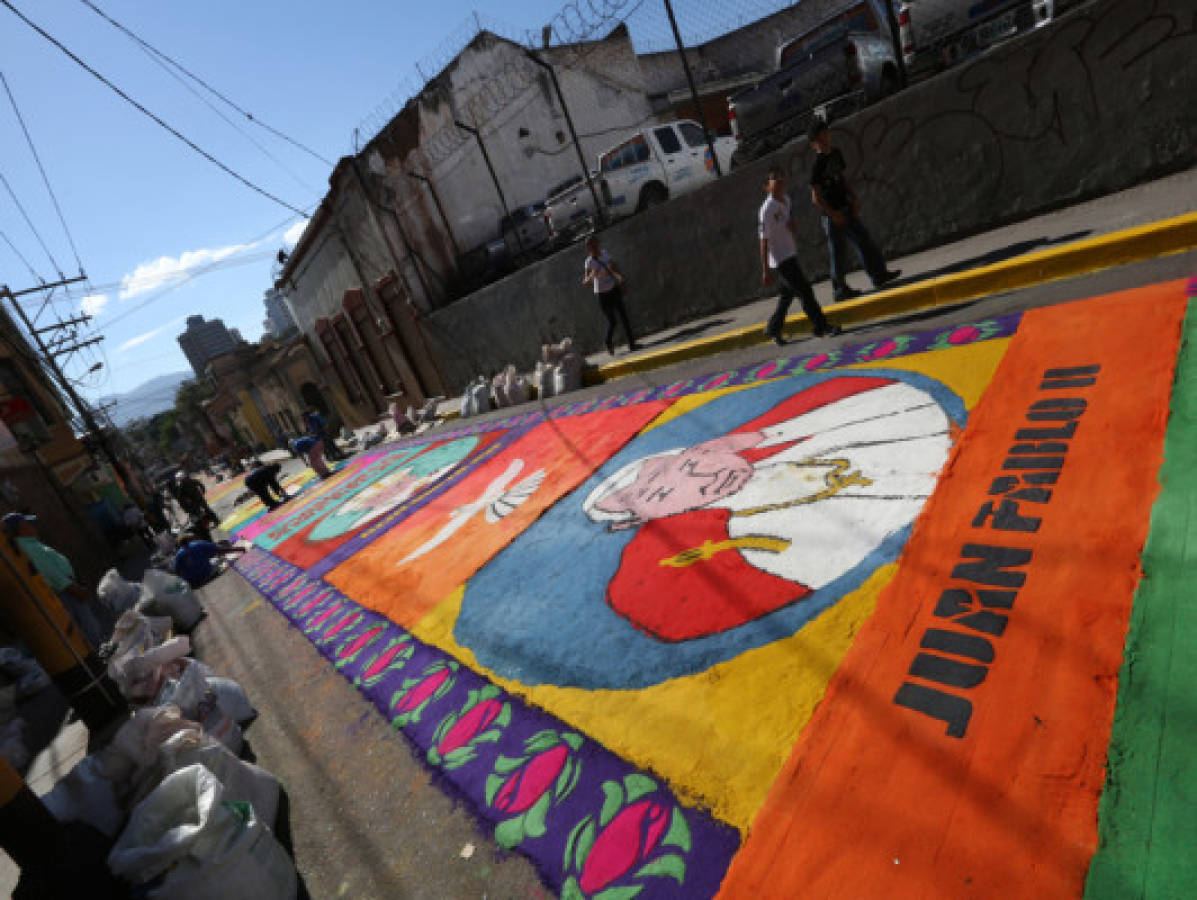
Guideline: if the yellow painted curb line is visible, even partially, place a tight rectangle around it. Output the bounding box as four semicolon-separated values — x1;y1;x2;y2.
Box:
586;210;1197;384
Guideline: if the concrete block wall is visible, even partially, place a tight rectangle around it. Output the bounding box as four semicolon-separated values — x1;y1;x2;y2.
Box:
421;0;1197;393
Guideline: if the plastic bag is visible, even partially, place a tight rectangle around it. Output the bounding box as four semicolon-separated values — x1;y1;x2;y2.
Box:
108;764;297;898
0;647;52;700
533;361;554;400
97;569;143;617
469;377;491;415
109;631;189;703
207;676;255;725
97;706;196;788
142;568;203;630
156;660;243;754
503;365;529;406
0;717;28;770
41;755;125;837
158;731;279;827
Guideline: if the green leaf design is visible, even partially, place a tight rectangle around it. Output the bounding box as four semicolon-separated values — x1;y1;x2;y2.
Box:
443;747;474;769
554;760;573;799
495;703;512;728
479;684;500;701
525;729;559;754
562;756;583;801
431;713;456;745
524;791;551;839
493;754;526;776
623;773;656;803
494;815;525;850
575;820;596;873
562;732;583;752
592;886;643;900
426;747;442;766
632;852;686;884
473;729;502;745
560;876;585;900
662;807;692;852
600;781;624;827
485;773;505;806
563;817;590;871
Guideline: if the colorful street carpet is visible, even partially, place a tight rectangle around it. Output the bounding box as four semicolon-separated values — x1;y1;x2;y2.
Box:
230;278;1197;898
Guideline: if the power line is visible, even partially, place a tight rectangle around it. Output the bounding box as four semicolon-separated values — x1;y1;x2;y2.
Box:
0;71;84;275
0;0;310;218
0;225;43;284
0;167;63;278
79;0;334;168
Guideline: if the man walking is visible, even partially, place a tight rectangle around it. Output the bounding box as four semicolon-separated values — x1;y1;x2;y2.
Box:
808;118;900;301
306;408;344;461
759;166;840;344
243;461;289;510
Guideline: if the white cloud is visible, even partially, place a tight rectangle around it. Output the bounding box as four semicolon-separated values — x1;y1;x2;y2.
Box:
283;219;309;247
118;242;258;299
80;293;109;317
117;316;185;354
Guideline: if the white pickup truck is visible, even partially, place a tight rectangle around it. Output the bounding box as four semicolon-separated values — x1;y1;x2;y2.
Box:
545;120;736;239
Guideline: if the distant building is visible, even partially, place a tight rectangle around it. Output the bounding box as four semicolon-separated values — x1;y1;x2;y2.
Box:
177;315;237;378
262;287;297;338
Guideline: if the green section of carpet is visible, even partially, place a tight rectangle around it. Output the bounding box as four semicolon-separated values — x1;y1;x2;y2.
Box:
1085;296;1197;899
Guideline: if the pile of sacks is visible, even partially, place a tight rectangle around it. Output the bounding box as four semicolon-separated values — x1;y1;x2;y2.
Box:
98;567;204;632
0;647;53;770
38;601;297;895
458;338;585;419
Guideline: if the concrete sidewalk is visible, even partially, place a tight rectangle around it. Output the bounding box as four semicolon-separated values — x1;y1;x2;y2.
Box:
583;166;1197;382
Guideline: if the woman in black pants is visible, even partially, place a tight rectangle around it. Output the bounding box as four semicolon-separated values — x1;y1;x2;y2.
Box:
582;236;640;355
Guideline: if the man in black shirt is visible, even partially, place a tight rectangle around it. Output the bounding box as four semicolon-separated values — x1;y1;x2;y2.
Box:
808;119;900;302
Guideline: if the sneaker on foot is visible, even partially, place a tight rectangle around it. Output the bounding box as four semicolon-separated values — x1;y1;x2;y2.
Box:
834;286;861;302
816;324;844;338
628;343;642;352
876;269;901;287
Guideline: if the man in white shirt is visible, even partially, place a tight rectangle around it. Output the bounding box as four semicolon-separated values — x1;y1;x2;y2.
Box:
759;166;841;344
582;236;640;355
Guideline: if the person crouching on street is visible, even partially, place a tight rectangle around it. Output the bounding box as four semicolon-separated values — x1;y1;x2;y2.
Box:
173;532;246;589
243;460;289;510
808;118;901;302
759;166;840;344
290;434;332;479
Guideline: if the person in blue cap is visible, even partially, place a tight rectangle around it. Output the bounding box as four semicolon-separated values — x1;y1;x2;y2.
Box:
290;434;331;478
3;512;110;648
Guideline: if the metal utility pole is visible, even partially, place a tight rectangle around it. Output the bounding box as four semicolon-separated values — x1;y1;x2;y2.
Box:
454;119;525;256
524;49;606;227
663;0;723;177
1;278;137;495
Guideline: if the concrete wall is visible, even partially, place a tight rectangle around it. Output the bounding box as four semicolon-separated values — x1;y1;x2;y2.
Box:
420;0;1197;393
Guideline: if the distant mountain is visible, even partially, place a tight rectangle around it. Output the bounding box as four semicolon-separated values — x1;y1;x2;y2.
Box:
100;371;193;427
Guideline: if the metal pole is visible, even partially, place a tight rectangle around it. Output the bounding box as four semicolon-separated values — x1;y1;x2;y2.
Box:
453;119;525;255
406;169;461;257
524;49;606;227
884;0;909;87
662;0;723;177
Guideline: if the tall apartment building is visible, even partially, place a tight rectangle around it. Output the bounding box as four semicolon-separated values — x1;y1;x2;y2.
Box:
262;287;297;338
177;314;237;378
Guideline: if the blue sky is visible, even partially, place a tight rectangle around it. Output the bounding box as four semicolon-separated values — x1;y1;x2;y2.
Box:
0;0;575;400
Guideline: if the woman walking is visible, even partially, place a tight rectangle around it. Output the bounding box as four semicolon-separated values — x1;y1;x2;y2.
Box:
582;236;640;355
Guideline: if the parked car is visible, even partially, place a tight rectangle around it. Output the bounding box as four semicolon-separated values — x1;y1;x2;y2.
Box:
727;0;901;168
897;0;1078;75
544;172;601;247
500;203;552;260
